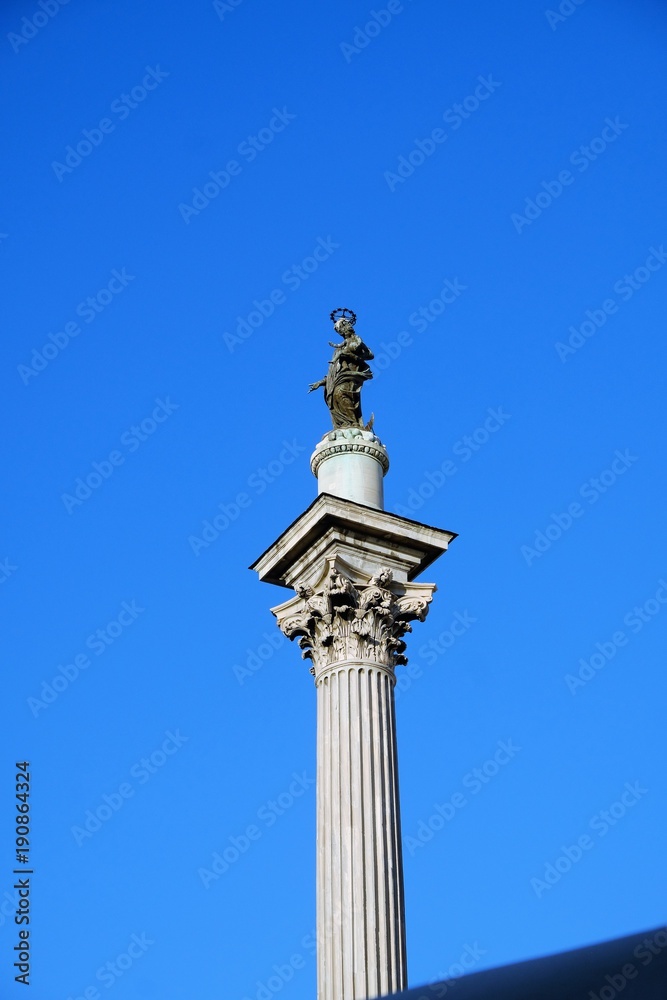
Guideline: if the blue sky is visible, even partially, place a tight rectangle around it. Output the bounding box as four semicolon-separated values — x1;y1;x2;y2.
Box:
2;0;666;997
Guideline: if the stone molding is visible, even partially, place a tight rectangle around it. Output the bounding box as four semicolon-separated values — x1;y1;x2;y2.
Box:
251;492;457;591
310;428;390;477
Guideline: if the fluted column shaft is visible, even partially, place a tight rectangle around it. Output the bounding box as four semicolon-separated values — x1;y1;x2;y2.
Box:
268;563;444;998
316;659;407;1000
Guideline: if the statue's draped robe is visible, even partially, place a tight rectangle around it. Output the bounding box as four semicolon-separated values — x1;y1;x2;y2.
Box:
323;337;373;429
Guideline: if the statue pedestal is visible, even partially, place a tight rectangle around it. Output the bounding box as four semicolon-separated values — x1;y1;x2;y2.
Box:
311;429;389;510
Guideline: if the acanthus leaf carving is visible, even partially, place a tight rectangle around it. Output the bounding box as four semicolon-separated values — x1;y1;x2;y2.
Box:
273;564;435;675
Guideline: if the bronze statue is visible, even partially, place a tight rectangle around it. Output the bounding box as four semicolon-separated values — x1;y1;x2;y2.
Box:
309;309;374;430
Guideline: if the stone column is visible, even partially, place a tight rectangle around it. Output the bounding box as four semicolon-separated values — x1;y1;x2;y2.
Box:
284;565;421;998
316;658;406;999
252;457;455;1000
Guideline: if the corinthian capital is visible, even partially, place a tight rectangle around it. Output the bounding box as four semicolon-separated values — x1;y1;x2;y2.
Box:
271;563;436;676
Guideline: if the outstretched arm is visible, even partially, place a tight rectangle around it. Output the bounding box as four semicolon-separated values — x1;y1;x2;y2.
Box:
308;379;326;392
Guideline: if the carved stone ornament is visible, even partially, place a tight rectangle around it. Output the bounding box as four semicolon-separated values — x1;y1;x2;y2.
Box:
272;562;435;677
310;427;390;477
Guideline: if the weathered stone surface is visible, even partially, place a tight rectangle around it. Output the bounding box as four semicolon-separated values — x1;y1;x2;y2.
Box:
316;658;406;999
273;564;433;675
250;493;456;592
253;501;455;1000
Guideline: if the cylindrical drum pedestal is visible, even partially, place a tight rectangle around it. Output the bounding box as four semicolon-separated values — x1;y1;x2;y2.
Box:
311;430;389;511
